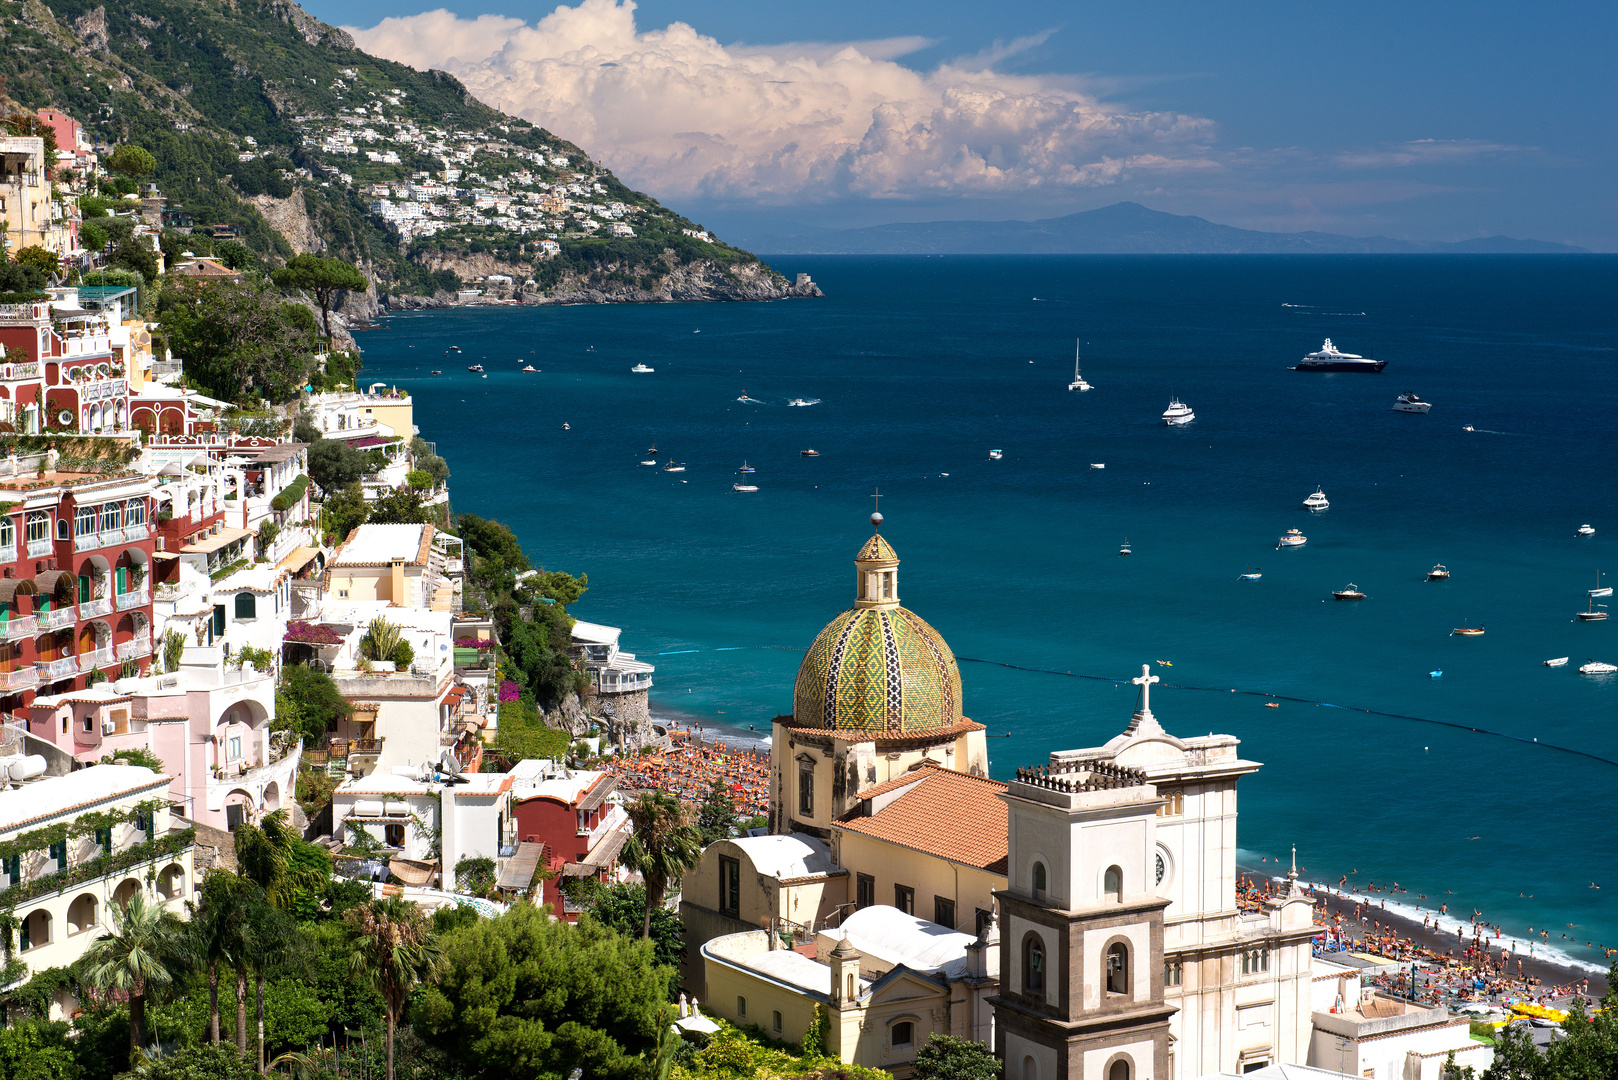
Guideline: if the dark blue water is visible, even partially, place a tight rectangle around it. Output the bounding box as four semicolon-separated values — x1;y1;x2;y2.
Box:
362;255;1618;968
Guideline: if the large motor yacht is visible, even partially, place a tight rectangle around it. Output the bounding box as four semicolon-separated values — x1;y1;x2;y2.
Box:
1293;339;1386;373
1162;398;1194;425
1393;392;1431;413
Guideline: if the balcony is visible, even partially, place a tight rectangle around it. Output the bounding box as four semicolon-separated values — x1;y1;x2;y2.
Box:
0;362;41;381
37;606;76;630
0;666;39;690
349;738;384;756
3;615;36;640
25;538;51;559
115;587;150;611
154;581;193;603
79;647;115;673
35;657;77;681
124;523;148;541
80;597;112;618
0;546;14;564
115;635;152;661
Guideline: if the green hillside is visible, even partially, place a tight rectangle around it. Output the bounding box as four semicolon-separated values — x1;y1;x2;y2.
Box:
0;0;790;299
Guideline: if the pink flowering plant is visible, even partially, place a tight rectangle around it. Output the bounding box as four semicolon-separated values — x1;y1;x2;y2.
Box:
285;620;344;645
497;679;521;703
454;637;493;650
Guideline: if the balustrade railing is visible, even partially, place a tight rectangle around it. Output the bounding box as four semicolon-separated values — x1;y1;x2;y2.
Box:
2;615;35;640
115;587;150;611
80;597;113;618
25;539;51;558
37;606;76;630
0;666;39;689
79;647;115;673
35;657;77;681
115;636;152;660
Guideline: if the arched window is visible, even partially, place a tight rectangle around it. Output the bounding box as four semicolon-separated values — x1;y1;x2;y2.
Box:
1108;1060;1131;1080
1107;942;1130;995
1104;865;1123;903
56;518;69;540
234;593;255;620
890;1020;914;1047
1031;860;1046;896
1024;934;1045;993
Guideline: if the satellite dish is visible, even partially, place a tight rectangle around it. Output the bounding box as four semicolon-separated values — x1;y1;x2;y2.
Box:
439;750;462;777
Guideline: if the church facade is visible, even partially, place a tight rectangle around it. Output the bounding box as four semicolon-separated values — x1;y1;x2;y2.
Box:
682;516;1317;1079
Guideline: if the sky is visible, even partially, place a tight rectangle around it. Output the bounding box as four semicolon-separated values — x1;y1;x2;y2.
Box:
305;0;1618;248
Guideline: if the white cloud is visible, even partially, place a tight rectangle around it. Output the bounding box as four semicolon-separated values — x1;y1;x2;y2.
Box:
348;0;1217;203
1334;139;1526;169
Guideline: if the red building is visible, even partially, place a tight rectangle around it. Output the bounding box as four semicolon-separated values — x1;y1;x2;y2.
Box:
510;766;631;918
0;299;130;435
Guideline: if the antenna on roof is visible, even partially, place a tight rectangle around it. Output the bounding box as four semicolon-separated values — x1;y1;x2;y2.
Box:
439;749;463;778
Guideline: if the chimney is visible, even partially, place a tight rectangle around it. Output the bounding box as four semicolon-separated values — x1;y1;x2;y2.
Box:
390;558;405;605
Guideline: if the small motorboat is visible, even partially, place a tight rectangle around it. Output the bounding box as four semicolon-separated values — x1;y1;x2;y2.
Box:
1277;529;1307;548
1427;564;1450;581
1264;702;1279;708
1332;583;1366;601
640;459;657;466
1577;600;1608;622
1429;670;1443;678
1239;568;1262;580
1303;487;1330;511
430;370;442;375
732;483;759;492
467;364;484;372
448;345;462;353
989;450;1003;460
479;373;487;379
1162;397;1194;425
663;461;686;472
1119;538;1132;556
1393;392;1432;414
631;363;654;373
1577;524;1596;536
1091;463;1105;469
1452;624;1485;636
562;422;570;430
1545;657;1569;667
521;365;538;372
801;449;820;457
1591;571;1612;598
1580;660;1617;675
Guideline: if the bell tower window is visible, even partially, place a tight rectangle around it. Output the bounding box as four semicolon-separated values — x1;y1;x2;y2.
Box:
1106;942;1130;995
1104;865;1123;903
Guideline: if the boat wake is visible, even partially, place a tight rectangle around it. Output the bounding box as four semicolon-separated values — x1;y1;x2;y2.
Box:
735;395;767;404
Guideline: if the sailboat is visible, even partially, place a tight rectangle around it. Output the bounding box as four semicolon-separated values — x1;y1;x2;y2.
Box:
1577;599;1608;622
1119;538;1132;556
1068;338;1092;392
1591;571;1612;598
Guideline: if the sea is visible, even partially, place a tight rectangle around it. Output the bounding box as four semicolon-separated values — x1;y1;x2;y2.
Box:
358;255;1618;972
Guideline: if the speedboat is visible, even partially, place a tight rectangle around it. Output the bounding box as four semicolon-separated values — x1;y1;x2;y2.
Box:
1463;425;1476;432
1068;338;1092;392
467;364;484;373
1577;600;1608;622
786;398;820;407
631;363;653;373
1393;392;1431;413
1162;398;1194;425
1452;624;1485;636
732;483;759;492
1427;564;1450;581
1578;524;1597;537
1091;463;1105;469
561;422;570;430
662;462;685;473
989;450;1003;460
1429;670;1443;678
1119;538;1132;556
801;449;820;457
1303;488;1330;511
430;370;442;375
1332;584;1366;601
1277;529;1307;548
1239;568;1262;580
521;365;538;373
1292;338;1386;373
1591;571;1612;598
1580;660;1618;675
1545;657;1569;667
640;460;657;466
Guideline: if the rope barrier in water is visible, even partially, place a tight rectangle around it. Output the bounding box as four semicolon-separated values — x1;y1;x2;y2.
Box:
649;644;1618;769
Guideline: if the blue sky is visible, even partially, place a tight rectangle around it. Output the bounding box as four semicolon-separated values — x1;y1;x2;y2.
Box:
308;0;1617;248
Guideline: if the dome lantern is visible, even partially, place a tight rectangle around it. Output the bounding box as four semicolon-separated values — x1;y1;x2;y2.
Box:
854;517;899;610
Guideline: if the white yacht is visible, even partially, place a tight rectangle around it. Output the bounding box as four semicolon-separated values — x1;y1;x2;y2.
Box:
1578;524;1597;537
1579;660;1617;675
732;483;758;492
1545;657;1569;667
989;449;1004;460
1293;338;1386;372
631;363;654;373
1303;488;1330;511
786;397;820;407
1068;338;1092;392
1393;392;1431;413
662;461;686;473
1277;529;1307;548
1162;398;1194;425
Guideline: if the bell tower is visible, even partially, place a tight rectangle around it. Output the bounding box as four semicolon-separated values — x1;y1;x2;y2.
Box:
991;756;1175;1080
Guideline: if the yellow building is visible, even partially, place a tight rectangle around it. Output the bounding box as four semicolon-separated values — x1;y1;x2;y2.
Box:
0;136;71;257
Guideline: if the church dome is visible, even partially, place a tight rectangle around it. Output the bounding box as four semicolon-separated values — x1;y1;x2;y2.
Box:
791;525;963;735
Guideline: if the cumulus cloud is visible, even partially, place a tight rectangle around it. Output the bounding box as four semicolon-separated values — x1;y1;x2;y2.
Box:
348;0;1218;203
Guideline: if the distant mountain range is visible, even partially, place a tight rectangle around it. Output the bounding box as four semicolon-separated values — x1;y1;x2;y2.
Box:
736;202;1589;255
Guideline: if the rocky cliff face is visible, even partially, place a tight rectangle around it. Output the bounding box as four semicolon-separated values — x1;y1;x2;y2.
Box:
379;256;823;310
250;189;322;256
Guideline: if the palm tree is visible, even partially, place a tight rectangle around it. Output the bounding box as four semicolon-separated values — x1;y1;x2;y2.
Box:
233;808;321;1070
79;892;190;1059
619;791;704;939
185;871;256;1045
345;897;445;1080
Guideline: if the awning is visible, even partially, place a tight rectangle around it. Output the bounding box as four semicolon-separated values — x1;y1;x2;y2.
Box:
180;526;252;555
0;579;40;603
157;462;184;476
386;857;438;887
33;570;76;597
496;841;545;890
152;551;180;561
274;546;320;575
576;774;618;813
575;820;631;872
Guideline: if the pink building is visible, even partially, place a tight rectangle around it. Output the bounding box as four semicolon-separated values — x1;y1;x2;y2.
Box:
22;665;298;833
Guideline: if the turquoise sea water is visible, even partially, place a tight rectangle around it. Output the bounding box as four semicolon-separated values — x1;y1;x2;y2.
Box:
361;255;1617;969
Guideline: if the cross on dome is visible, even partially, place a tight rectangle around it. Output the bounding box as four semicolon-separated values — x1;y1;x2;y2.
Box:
1132;664;1159;712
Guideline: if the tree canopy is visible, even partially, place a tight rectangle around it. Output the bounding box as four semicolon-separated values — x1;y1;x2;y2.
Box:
106;144;158;177
157;279;320;403
271;254;368;342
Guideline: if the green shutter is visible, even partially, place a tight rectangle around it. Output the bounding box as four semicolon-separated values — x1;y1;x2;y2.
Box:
116;567;128;595
78;575;90;603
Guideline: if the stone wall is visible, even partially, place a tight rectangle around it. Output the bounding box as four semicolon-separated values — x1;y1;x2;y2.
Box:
593;687;664;750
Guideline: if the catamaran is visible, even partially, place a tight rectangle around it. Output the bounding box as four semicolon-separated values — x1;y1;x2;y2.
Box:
1068;338;1092;391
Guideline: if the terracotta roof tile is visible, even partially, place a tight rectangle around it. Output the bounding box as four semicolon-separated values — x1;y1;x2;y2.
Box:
836;763;1009;873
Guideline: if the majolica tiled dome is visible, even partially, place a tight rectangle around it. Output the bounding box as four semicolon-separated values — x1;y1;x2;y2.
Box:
791;529;963;735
